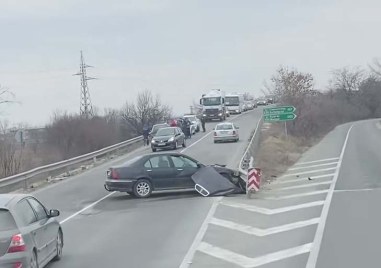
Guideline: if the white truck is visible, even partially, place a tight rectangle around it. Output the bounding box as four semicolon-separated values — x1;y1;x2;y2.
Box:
200;89;226;121
225;93;244;114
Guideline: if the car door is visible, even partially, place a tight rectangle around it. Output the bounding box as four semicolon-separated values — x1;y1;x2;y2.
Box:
14;199;48;265
169;155;200;189
27;198;58;260
144;155;178;190
175;128;183;145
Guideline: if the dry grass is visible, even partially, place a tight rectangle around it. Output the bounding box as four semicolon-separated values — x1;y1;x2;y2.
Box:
256;123;313;183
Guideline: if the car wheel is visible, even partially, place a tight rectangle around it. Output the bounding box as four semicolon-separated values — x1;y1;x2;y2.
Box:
173;141;178;150
53;230;63;261
182;139;186;147
133;179;152;198
152;148;157;152
214;140;217;143
30;251;38;268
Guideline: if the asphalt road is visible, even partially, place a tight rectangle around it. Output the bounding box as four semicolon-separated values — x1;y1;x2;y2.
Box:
28;109;263;268
314;119;381;268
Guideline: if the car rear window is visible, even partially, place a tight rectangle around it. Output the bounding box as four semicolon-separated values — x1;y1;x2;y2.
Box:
156;128;175;136
216;124;233;130
0;209;17;231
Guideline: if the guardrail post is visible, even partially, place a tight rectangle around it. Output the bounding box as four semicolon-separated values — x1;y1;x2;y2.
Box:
93;156;97;164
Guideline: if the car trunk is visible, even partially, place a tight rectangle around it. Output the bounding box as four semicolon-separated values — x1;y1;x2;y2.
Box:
0;210;18;257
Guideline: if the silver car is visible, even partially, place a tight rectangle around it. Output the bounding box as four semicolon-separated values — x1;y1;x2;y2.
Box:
0;194;63;268
213;122;239;143
183;115;201;133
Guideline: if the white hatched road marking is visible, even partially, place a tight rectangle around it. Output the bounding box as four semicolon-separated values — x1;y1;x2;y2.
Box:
306;125;353;268
198;242;313;268
210;217;320;236
272;173;335;185
295;157;339;166
272;181;332;191
288;162;338;171
264;189;329;200
220;200;325;215
283;167;337;177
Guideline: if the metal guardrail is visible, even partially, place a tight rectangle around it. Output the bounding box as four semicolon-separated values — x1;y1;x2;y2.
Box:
238;116;263;177
0;136;143;193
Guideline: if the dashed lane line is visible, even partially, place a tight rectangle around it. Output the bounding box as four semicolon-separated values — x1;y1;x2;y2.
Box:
220;200;325;215
210;217;320;236
283;167;337;178
198;242;313;268
263;190;329;200
272;174;335;185
272;181;332;191
288;162;338;171
306;124;354;268
295;157;339;166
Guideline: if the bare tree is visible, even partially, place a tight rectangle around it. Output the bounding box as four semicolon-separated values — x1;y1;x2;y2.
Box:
120;90;172;135
358;76;381;117
368;58;381;78
0;121;23;177
0;85;15;105
329;67;365;96
270;66;314;101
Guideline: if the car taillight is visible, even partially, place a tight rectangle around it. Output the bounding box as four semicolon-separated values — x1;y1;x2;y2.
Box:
7;234;26;253
111;170;120;180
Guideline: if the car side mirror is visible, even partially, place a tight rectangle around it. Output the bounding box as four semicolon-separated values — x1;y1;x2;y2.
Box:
48;209;60;218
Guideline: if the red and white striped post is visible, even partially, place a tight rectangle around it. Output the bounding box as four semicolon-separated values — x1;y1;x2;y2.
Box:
247;167;261;198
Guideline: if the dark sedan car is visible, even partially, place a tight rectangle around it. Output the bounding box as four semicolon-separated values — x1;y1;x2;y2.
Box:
104;152;243;198
0;194;63;268
151;127;186;152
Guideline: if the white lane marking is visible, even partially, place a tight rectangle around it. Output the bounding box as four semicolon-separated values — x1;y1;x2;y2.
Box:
198;242;312;268
272;181;332;191
220;200;325;215
60;192;115;224
295;157;340;166
283;167;337;177
210;217;320;236
334;188;376;193
179;196;223;268
306;124;353;268
288;162;338;171
264;189;329;200
180;112;249;153
272;173;335;185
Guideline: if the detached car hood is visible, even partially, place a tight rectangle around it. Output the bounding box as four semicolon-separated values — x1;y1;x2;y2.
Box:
191;166;246;197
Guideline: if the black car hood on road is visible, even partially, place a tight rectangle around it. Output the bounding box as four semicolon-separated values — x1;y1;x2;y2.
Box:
191;166;246;197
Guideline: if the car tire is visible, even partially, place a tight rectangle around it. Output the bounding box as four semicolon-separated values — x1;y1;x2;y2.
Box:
196;126;200;132
182;139;186;147
133;179;152;198
53;229;63;261
173;141;178;150
30;251;38;268
152;148;157;152
214;140;217;143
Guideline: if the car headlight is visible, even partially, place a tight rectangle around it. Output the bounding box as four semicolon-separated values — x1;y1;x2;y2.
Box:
218;113;222;116
203;114;206;117
168;137;174;142
236;110;239;112
151;140;156;143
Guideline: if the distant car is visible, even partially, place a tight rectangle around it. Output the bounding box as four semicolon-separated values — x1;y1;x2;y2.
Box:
183;115;201;133
0;194;63;268
256;99;268;106
104;152;243;198
151;127;186;152
149;123;169;141
214;122;239;143
225;110;230;117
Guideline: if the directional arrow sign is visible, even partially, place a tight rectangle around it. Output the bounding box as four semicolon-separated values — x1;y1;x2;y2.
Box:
264;113;297;122
263;106;296;116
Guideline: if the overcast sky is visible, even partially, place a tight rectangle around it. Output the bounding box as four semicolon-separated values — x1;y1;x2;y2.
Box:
1;0;381;126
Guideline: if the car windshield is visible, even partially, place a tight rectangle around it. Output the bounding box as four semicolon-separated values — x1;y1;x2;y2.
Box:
0;209;17;231
202;97;221;106
216;124;233;130
156;128;175;136
184;116;196;121
152;124;167;132
225;96;239;105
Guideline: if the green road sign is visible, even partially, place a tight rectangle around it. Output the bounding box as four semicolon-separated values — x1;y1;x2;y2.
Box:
264;113;297;122
263;106;296;115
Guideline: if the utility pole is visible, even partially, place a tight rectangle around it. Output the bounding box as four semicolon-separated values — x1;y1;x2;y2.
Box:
74;51;96;118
